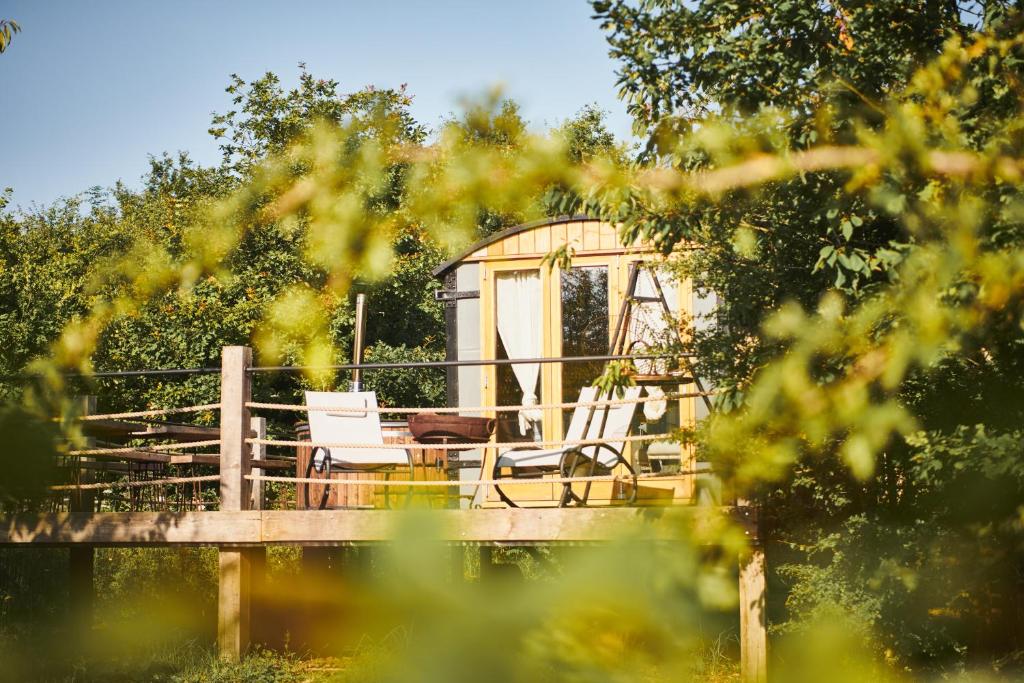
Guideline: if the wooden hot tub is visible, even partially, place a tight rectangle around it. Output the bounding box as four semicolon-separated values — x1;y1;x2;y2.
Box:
294;420;452;509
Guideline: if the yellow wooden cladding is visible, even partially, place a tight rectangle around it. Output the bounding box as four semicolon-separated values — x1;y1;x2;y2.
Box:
460;219;656;265
472;219;699;507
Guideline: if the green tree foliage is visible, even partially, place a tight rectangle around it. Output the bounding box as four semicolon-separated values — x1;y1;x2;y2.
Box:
556;103;628;165
209;66;427;177
14;7;1024;674
0;71;444;415
0;72;625;415
588;0;1024;672
441;98;626;235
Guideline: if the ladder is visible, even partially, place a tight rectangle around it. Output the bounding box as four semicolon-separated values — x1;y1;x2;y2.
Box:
608;261;712;413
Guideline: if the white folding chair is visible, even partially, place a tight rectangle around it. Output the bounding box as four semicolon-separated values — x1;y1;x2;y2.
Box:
303;391;413;509
492;386;642;507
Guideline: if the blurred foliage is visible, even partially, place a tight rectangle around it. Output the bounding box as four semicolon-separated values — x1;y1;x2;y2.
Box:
588;0;1024;676
0;516;745;682
0;72;621;415
2;1;1024;679
0;403;59;512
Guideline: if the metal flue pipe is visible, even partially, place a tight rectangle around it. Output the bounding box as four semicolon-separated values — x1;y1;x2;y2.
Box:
350;293;367;391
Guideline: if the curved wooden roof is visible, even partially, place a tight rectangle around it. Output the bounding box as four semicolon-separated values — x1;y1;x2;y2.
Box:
432;215;644;278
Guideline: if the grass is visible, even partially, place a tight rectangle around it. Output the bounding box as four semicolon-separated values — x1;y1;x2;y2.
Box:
0;632;741;682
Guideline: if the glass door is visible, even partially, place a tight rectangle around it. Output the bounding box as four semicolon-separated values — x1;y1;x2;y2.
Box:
481;264;553;444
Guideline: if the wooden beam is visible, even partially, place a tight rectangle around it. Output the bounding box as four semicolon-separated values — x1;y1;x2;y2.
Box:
68;461;164;473
739;547;767;683
733;502;767;683
218;346;254;661
170;454;220;466
80;419;141;441
136;424;215;439
0;508;718;546
84;449;170;464
250;417;266;511
70;395;96;641
134;423;222;442
218;549;252;660
249;458;295;470
69;543;94;637
219;346;252;511
248;416;268;645
0;512;262;545
259;508;702;543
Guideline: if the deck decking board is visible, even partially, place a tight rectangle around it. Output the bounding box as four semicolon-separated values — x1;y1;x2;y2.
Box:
0;507;725;545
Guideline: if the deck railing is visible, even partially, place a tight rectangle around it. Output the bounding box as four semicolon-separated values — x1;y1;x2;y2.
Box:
1;346;763;681
49;347;716;513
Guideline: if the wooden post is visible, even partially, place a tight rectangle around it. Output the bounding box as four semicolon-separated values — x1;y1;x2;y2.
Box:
69;396;96;641
738;503;767;683
478;545;494;582
249;416;267;646
68;542;94;640
218;346;254;661
220;346;252;512
250;416;266;511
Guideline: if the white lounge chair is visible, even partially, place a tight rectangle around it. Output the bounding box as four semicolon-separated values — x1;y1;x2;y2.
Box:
492;386;642;507
303;391;413;508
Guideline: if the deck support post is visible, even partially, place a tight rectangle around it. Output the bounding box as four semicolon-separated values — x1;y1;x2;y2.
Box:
69;543;94;640
478;545;494;582
218;346;255;661
248;416;268;645
218;549;252;658
738;504;767;683
250;416;267;512
69;395;96;642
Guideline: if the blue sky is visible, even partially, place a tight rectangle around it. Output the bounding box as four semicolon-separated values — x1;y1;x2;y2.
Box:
1;1;632;210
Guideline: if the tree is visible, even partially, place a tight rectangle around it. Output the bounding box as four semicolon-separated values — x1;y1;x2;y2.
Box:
2;69;628;415
587;0;1024;672
555;103;627;165
209;66;427;178
441;99;627;236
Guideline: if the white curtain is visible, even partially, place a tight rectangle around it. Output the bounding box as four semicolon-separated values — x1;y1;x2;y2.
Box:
496;271;543;435
643;386;668;421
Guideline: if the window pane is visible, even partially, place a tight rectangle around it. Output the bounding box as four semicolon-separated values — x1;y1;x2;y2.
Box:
560;266;609;436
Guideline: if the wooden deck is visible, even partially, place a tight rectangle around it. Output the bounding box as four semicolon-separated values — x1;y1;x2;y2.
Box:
0;507;723;546
6;346;767;683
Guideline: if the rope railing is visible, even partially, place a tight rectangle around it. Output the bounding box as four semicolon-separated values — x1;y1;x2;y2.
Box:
246;392;712;415
248;433;675;451
46;352;688;379
76;404;221;421
60;390;714;421
49;474;220;492
50;470;691;492
247;471;695;488
68;439;221;456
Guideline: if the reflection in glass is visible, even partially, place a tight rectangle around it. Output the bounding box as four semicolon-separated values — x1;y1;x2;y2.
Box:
560;266;609;436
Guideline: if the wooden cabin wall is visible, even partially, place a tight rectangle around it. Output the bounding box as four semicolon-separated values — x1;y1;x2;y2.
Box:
449;219;700;507
468;220;633;262
454;263;486;507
